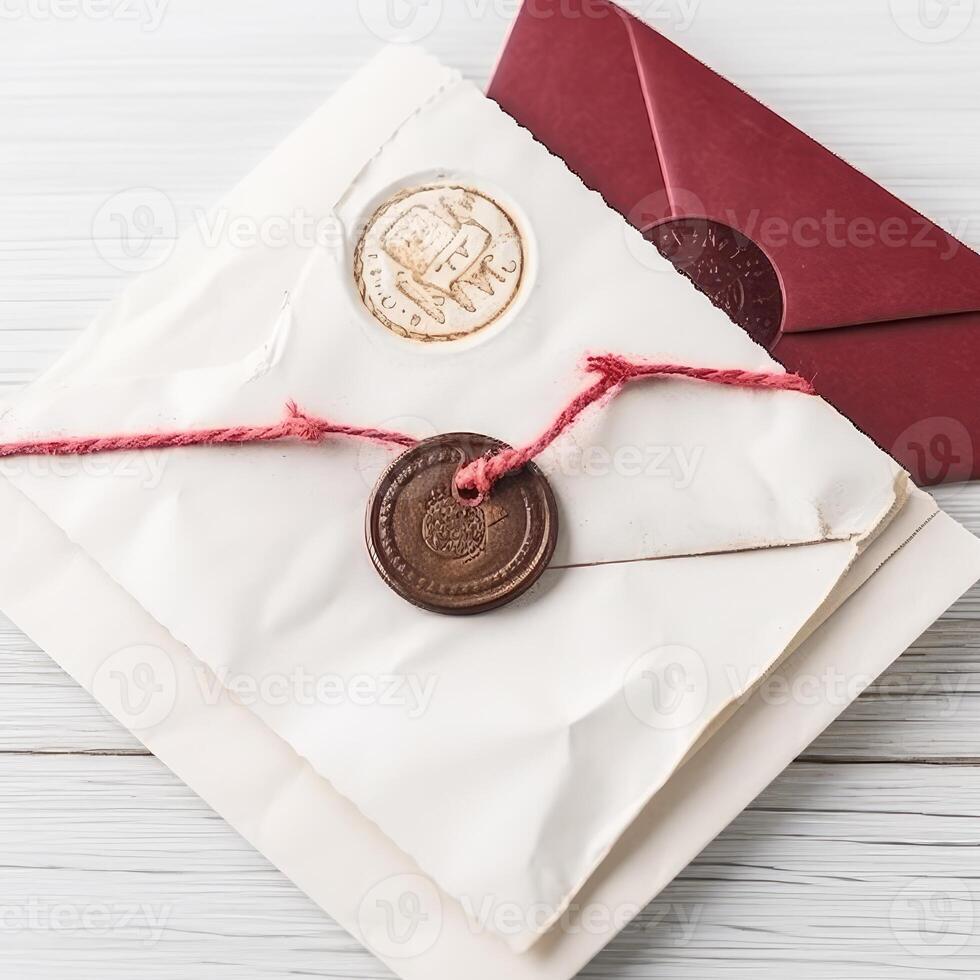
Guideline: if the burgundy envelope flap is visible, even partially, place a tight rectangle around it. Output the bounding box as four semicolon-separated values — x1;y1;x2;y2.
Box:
619;5;980;334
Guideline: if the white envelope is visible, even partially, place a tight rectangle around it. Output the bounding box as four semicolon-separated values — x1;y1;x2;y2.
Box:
3;477;978;980
1;46;976;965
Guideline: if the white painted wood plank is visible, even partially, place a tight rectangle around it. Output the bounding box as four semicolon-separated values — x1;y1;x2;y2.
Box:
1;755;978;979
0;634;146;755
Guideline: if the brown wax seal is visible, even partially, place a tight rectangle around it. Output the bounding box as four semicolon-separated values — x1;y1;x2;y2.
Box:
649;218;784;350
366;433;558;615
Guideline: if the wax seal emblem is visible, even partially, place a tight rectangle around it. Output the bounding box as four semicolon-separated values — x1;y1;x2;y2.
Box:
649;218;784;350
354;183;525;343
366;433;558;614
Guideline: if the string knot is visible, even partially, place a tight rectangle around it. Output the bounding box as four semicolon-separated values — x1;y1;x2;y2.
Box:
585;353;636;388
459;455;494;503
456;447;524;505
285;401;328;443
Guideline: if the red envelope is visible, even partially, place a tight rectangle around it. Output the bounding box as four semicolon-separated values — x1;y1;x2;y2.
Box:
489;0;980;483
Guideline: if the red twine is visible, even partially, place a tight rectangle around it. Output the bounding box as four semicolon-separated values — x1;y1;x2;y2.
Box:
454;355;815;502
0;355;815;502
0;401;418;459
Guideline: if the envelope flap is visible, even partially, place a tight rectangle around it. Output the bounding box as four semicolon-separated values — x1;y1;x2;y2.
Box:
621;6;980;332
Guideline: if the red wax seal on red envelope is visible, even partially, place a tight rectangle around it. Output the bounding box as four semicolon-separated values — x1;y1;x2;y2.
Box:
649;219;784;351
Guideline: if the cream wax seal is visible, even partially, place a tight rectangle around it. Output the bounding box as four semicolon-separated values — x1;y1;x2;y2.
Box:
354;183;525;343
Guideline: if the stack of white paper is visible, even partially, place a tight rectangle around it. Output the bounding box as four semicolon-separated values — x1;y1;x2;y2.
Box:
1;47;977;980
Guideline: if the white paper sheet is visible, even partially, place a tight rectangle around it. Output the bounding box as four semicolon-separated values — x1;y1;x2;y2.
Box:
1;475;977;980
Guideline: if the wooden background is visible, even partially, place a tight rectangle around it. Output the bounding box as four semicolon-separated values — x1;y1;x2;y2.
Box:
1;2;979;976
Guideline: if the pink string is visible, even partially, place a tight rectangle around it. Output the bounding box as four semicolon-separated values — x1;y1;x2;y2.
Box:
0;355;815;502
453;354;816;502
0;400;418;459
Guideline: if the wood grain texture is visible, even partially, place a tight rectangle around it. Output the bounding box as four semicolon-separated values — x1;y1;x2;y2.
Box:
0;2;978;977
1;755;978;979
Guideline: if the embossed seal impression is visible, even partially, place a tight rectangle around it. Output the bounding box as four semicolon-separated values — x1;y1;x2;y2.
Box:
366;433;558;615
649;218;784;350
354;183;525;343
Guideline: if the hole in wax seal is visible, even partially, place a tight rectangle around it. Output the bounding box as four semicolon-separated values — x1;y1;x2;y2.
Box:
647;218;785;351
453;475;485;508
